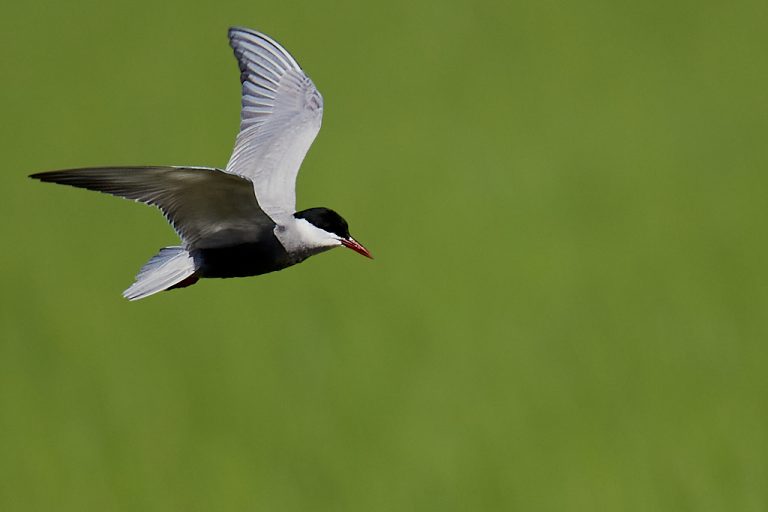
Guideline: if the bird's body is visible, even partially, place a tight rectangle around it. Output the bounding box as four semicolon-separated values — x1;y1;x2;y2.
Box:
31;28;371;300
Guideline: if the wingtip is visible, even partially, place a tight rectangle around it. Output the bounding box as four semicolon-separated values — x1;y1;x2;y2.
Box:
29;171;52;181
28;169;80;184
228;26;258;40
226;27;302;72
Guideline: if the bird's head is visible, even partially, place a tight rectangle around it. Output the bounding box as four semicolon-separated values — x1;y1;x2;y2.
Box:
293;207;372;258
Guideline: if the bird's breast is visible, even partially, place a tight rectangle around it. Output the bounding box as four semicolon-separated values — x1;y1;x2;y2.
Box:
193;238;297;278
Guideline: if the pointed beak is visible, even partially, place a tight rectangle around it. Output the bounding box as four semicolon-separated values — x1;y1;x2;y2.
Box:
340;237;373;259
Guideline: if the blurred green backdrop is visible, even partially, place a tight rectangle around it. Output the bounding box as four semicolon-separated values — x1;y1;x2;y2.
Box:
2;1;767;510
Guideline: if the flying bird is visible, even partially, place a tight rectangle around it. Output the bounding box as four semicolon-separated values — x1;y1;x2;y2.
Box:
31;27;372;300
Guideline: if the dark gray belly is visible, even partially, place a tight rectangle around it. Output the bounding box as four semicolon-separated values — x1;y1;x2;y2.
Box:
192;238;300;278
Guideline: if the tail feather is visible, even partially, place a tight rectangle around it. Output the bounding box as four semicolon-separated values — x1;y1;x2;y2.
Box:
123;246;197;301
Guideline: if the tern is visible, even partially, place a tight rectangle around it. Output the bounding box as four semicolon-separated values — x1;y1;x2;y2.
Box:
31;27;372;301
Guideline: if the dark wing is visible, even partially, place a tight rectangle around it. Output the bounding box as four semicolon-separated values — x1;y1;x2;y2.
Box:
30;166;275;248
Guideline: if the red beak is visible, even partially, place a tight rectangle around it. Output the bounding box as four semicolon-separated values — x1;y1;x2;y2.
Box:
341;237;373;259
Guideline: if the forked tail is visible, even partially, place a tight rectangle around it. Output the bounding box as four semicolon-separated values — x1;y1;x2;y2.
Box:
123;247;198;301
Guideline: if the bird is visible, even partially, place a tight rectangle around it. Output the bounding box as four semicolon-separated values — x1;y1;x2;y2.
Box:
30;27;372;301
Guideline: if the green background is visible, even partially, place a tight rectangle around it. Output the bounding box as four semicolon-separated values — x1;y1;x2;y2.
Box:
2;1;767;510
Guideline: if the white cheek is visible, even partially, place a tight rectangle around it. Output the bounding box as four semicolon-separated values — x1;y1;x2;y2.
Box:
295;219;333;244
285;218;343;250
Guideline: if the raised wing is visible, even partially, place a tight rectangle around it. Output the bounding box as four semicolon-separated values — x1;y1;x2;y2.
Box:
30;166;275;248
225;27;323;222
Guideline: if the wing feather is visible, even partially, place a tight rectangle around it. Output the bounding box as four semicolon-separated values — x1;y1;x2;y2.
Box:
30;166;274;248
224;27;323;222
